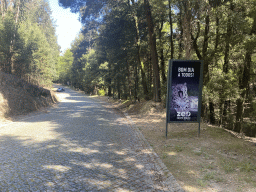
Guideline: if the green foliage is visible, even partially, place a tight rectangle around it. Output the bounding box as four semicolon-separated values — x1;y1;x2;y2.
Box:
57;0;256;134
0;0;59;87
56;49;74;84
98;89;105;96
242;122;256;137
207;69;240;103
250;100;256;120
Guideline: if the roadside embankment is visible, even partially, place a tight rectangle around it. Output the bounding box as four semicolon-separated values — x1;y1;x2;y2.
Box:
88;95;256;192
0;71;58;121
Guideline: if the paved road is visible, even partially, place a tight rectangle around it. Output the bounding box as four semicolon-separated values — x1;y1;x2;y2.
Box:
0;87;183;191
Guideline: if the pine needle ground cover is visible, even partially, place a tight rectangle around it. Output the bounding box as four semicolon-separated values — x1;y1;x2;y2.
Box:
91;95;256;192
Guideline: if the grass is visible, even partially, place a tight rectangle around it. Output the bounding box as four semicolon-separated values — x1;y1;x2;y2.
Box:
239;161;256;172
215;176;225;183
143;122;256;191
174;145;183;152
91;97;256;192
162;153;168;159
197;179;207;187
194;150;203;156
203;171;215;181
243;175;256;184
122;100;130;105
220;159;236;173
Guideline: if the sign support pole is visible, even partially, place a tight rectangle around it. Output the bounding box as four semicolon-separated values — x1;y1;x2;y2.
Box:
198;121;200;137
165;60;171;139
166;122;168;139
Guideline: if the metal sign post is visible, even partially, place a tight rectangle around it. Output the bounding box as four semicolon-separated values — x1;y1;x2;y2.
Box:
166;60;204;138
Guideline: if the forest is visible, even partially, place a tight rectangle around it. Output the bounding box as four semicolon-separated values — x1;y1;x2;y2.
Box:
1;0;256;136
0;0;60;87
56;0;256;136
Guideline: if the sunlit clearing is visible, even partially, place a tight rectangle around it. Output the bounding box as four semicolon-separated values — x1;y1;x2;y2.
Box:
0;122;60;143
79;106;93;109
87;178;111;187
135;164;144;169
184;186;199;192
70;160;113;169
114;151;127;155
69;96;86;98
46;182;55;187
118;169;126;174
46;144;58;149
141;149;152;154
70;112;82;118
92;141;102;146
168;151;177;156
145;170;154;175
43;165;71;172
67;147;99;154
150;119;162;123
62;99;87;103
95;163;113;169
116;188;130;192
124;157;136;161
107;143;115;146
96;117;109;122
70;160;93;168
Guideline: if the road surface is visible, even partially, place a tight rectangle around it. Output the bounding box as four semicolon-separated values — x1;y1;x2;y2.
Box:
0;86;183;191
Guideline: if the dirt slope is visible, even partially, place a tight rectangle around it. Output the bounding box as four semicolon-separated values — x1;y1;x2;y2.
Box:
0;71;58;121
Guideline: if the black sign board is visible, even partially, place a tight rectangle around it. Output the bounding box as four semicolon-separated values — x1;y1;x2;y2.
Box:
166;60;203;137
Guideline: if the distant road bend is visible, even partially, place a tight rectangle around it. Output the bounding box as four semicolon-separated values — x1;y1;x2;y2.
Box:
0;85;183;191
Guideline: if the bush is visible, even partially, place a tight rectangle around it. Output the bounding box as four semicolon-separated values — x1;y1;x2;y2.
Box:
242;122;256;137
98;89;105;96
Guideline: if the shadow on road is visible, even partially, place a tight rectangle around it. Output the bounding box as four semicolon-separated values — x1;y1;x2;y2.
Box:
0;87;171;191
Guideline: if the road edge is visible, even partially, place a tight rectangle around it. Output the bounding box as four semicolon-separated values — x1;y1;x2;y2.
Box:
87;95;185;192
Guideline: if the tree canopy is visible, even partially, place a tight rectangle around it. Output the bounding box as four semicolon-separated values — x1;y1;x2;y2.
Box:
56;0;256;135
0;0;60;87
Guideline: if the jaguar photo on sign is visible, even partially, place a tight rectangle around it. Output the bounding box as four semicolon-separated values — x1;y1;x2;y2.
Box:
166;60;203;123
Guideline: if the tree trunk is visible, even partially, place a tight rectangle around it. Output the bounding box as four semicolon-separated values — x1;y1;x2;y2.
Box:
146;54;152;97
134;62;138;100
209;99;215;125
178;5;183;59
140;62;149;100
123;79;128;100
158;20;167;90
222;2;233;124
117;79;121;99
144;0;161;102
168;0;174;59
133;11;149;100
5;53;12;74
235;98;244;132
191;9;213;124
107;81;111;96
126;60;132;99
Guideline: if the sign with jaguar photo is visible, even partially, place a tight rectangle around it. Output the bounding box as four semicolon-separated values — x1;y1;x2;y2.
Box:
166;60;203;123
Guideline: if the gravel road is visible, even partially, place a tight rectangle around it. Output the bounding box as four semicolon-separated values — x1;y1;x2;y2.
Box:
0;86;183;191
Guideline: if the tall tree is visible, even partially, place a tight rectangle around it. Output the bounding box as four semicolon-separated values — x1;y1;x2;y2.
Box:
143;0;161;101
0;0;59;86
